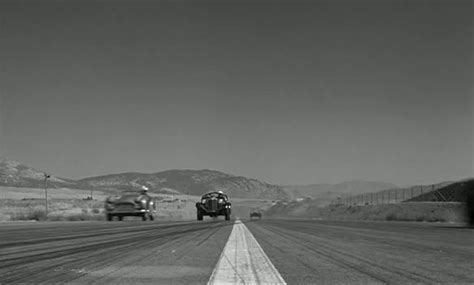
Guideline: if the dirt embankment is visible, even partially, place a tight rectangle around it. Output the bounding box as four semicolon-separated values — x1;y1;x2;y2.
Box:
265;200;468;223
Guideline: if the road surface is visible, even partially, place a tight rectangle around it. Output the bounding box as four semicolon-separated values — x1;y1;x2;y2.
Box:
0;219;472;284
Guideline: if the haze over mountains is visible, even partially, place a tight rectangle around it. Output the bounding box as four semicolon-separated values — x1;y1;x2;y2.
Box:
0;157;288;199
1;157;438;202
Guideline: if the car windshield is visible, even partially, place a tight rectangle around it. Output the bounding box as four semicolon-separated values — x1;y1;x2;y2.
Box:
202;192;226;199
119;194;140;199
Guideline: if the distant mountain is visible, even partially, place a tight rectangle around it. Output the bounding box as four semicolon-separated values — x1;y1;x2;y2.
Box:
78;169;289;199
0;157;289;199
0;157;76;188
284;180;399;198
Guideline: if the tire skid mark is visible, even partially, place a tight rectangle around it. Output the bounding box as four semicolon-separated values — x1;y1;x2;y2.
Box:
1;224;206;266
260;223;439;284
1;228;172;283
1;237;149;283
0;221;199;249
0;221;228;283
0;222;221;282
196;222;231;246
263;220;473;281
272;220;472;259
258;224;390;284
0;228;163;266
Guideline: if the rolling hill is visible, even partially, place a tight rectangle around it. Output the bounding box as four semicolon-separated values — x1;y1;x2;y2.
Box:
77;169;289;199
0;158;289;200
0;158;76;188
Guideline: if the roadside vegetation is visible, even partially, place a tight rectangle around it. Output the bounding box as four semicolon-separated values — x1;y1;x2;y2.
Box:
266;179;474;224
265;200;468;223
0;198;105;222
0;185;278;222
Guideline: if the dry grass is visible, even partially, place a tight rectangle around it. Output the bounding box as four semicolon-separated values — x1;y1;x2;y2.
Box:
266;200;468;223
0;198;105;222
0;186;108;200
0;186;278;222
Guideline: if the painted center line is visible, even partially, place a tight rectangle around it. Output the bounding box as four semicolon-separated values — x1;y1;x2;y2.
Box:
208;220;286;284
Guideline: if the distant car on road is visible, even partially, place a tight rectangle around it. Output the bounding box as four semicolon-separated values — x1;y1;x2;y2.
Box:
196;191;231;221
249;209;262;219
104;188;156;221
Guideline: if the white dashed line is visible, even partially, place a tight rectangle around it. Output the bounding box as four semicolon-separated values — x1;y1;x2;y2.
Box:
208;220;286;284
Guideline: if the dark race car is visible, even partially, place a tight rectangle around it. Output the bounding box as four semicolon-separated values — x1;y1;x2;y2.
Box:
104;189;156;221
249;209;262;219
196;191;231;221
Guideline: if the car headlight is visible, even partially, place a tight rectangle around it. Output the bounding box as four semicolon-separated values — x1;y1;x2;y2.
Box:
218;199;224;203
201;199;207;204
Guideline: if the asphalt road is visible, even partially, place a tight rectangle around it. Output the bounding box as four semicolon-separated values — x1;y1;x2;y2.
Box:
0;219;473;284
0;220;233;284
245;219;474;284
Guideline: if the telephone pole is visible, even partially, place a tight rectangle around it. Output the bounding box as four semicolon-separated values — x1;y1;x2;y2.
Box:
44;174;50;216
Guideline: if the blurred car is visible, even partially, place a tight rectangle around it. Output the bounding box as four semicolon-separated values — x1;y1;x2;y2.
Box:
249;209;262;219
104;189;156;221
196;191;231;221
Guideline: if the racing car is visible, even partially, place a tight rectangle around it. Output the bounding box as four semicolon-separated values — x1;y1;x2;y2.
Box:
249;209;262;219
104;186;156;221
196;191;231;221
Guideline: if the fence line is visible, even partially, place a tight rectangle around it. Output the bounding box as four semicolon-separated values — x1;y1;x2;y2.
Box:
331;184;443;206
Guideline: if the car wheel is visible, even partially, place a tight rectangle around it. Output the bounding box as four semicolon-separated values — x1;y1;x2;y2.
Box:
107;214;113;221
118;216;123;221
197;211;203;221
149;214;154;221
225;209;230;221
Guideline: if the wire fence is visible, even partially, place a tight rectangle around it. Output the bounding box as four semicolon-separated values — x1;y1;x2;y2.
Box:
331;184;445;206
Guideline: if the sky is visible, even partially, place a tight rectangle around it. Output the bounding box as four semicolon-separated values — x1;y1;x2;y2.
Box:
0;0;472;186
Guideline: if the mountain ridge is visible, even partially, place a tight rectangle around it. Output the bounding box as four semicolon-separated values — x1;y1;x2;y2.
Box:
0;158;288;199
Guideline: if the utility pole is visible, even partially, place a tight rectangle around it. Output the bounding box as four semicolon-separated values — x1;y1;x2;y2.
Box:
44;174;50;216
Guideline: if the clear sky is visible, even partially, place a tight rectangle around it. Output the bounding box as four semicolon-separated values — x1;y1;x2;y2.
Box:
1;0;472;186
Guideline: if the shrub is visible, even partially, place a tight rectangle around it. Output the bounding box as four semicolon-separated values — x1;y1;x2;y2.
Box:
385;213;397;221
12;209;47;221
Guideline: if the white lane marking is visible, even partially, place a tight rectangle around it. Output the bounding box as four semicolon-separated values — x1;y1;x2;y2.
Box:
208;220;286;284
